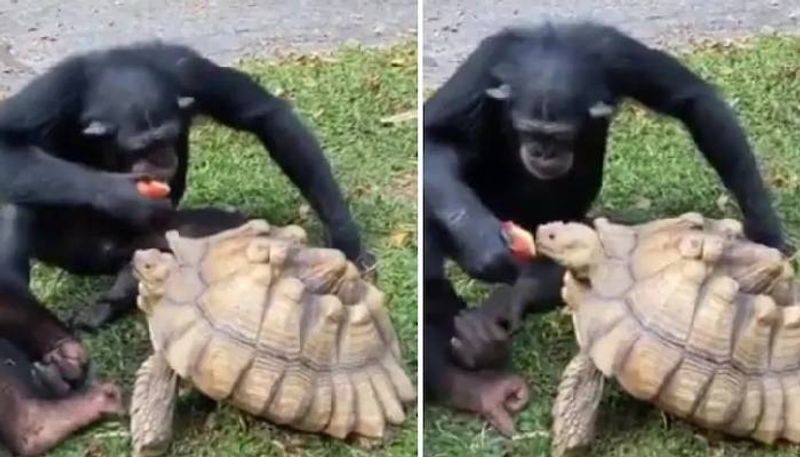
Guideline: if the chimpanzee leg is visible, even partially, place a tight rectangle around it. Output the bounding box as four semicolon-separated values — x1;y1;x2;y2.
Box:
423;223;530;437
422;218;465;399
0;339;123;457
0;205;86;388
449;254;567;370
72;265;139;331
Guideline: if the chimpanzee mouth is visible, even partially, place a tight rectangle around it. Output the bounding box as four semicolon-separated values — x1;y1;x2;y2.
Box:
131;148;179;182
520;150;574;180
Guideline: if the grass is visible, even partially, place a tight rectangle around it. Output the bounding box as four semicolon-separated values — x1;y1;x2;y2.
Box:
424;35;800;457
32;42;418;456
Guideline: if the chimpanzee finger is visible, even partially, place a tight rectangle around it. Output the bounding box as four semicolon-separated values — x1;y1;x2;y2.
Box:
504;379;530;412
450;337;477;368
455;312;491;344
453;314;478;347
32;362;71;397
484;404;516;437
485;320;510;342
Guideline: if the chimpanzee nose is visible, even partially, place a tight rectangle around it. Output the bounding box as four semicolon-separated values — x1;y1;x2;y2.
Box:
529;144;554;159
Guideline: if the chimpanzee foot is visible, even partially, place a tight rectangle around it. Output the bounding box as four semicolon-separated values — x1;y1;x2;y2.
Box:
71;300;121;332
38;339;89;392
9;382;124;457
445;368;530;437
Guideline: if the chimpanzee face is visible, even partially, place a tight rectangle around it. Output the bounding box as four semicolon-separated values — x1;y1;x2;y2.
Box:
510;113;577;180
79;66;195;181
486;82;614;180
485;58;615;180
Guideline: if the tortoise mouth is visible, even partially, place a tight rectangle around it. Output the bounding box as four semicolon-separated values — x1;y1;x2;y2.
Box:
131;249;169;283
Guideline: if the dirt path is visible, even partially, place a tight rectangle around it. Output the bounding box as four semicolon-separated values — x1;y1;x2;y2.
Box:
424;0;800;85
0;0;416;92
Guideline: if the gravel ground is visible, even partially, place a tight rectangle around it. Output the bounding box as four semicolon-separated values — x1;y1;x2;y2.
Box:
424;0;800;85
0;0;417;92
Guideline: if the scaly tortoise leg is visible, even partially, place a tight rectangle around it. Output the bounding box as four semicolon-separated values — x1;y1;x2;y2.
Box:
130;353;178;457
551;352;605;457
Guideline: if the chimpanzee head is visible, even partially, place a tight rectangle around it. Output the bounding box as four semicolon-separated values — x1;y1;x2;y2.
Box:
485;51;615;180
78;65;194;181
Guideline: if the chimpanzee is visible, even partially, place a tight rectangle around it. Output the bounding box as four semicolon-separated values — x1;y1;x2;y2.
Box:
423;22;788;435
0;42;373;393
0;338;124;456
0;207;252;456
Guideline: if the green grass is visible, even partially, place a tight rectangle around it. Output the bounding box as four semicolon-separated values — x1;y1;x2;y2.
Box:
424;35;800;457
34;42;418;457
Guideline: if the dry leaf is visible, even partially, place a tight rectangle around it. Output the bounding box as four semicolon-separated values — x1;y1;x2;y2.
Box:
297;204;311;222
392;172;417;199
380;109;417;125
352;185;372;198
716;194;731;212
390;57;409;67
388;230;411;247
634;197;652;210
768;165;800;190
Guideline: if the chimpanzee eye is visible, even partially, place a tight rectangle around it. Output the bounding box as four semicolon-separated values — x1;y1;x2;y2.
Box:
81;120;116;137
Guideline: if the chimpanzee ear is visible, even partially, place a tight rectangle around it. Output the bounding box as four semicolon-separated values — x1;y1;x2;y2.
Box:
177;96;196;110
487;62;514;100
588;101;614;118
82;120;113;136
485;84;511;100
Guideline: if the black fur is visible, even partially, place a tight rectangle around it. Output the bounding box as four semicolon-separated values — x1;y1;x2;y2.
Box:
0;42;368;381
423;22;786;400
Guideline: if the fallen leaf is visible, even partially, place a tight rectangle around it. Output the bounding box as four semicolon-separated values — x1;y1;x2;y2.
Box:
380;109;417;125
352;184;372;198
297;204;311;223
392;172;417;199
634;197;652;210
388;229;412;248
390;57;410;67
716;194;731;213
767;164;800;190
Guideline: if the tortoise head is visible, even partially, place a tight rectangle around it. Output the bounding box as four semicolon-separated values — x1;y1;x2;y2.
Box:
132;249;176;314
536;222;602;275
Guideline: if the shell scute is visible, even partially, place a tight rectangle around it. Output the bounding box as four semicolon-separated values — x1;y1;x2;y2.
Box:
133;219;414;441
548;214;800;446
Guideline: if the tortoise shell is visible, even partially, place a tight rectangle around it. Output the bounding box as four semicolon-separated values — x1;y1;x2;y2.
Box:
539;213;800;444
132;219;415;440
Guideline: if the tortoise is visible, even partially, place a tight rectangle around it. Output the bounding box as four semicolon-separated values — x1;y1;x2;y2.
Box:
532;212;800;456
128;219;416;456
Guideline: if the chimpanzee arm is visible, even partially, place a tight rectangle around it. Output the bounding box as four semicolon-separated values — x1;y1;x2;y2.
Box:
593;25;786;249
424;138;518;282
0;62;113;208
160;51;364;262
0;60;169;226
0;145;117;206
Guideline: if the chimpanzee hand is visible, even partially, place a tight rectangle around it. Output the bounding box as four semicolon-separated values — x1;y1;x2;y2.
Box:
447;369;530;437
742;207;795;255
450;285;524;369
743;218;795;256
452;222;520;283
34;338;89;396
326;221;377;277
95;173;174;228
450;309;512;370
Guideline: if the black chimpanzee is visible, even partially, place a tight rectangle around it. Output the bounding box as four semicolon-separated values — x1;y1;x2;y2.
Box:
423;22;788;435
0;42;373;394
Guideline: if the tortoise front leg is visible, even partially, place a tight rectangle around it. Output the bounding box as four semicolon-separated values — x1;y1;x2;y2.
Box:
551;352;605;457
130;353;178;457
